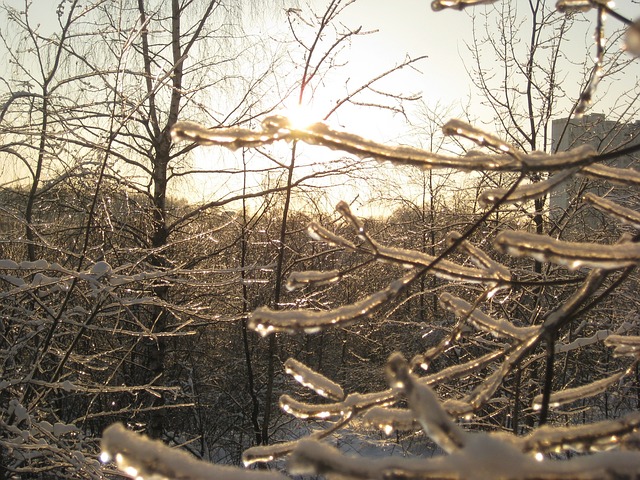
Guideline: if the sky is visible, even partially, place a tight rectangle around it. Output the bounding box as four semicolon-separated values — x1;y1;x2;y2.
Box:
2;0;640;212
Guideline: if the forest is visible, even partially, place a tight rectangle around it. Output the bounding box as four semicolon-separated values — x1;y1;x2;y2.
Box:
2;0;640;478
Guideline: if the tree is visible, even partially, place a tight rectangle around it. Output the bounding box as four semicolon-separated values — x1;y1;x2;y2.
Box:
103;0;640;478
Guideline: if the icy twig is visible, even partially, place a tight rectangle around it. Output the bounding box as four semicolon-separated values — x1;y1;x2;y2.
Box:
494;231;640;270
101;423;287;480
583;163;640;187
605;335;640;357
583;193;640;228
387;353;466;453
519;411;640;454
442;119;517;156
288;432;640;479
286;270;341;290
249;271;418;335
307;222;357;249
431;0;498;11
284;358;345;400
445;232;511;281
439;293;538;341
532;367;632;411
479;169;578;207
172;117;596;172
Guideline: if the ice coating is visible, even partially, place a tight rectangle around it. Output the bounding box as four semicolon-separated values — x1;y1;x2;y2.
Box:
479;169;578;207
431;0;498;11
445;231;511;280
555;0;594;13
249;272;418;335
583;193;640;228
605;335;640;356
284;358;345;400
439;293;537;340
171;117;596;172
101;423;288;480
532;369;630;411
285;269;340;290
494;231;640;270
442;119;515;155
387;353;466;453
584;163;640;187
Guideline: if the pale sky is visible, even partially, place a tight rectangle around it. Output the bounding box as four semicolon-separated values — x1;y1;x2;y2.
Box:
2;0;639;212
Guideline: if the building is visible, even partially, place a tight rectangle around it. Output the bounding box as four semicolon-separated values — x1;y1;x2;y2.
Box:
549;113;640;233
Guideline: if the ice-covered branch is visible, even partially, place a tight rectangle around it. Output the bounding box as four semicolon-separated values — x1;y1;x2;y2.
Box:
495;231;640;270
171;117;596;172
387;353;466;453
284;358;345;400
249;271;418;335
532;367;633;411
605;335;640;357
439;293;538;341
288;428;640;479
101;423;288;480
583;193;640;228
431;0;498;11
479;169;578;207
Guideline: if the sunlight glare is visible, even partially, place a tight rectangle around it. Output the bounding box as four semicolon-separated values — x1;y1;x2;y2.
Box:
282;104;323;130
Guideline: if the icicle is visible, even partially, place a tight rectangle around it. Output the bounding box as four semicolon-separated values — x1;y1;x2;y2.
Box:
249;272;417;335
286;270;340;291
431;0;498;11
439;293;537;341
583;193;640;228
101;423;287;479
479;169;577;207
284;358;345;400
494;230;640;270
532;369;629;411
386;353;466;453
